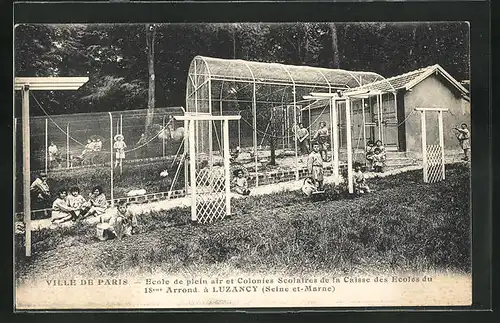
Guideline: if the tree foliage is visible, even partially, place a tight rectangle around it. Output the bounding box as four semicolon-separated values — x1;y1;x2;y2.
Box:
14;22;469;117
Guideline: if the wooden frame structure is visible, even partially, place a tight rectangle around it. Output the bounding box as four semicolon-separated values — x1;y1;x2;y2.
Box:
415;107;448;183
174;113;241;223
14;77;89;257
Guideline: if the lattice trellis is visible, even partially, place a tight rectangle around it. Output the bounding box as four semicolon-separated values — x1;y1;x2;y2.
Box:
417;108;447;184
195;166;226;223
425;145;444;183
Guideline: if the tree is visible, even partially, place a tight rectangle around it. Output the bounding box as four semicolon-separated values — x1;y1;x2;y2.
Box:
145;23;156;135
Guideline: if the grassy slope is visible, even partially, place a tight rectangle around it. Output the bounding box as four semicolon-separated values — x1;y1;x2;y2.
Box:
15;164;470;281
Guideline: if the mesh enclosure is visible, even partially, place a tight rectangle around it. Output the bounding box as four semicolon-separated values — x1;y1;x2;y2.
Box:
185;56;397;187
14;107;186;215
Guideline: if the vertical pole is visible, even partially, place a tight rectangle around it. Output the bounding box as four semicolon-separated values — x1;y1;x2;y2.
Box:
66;123;70;168
189;120;197;221
380;94;385;144
346;97;354;194
393;92;398;150
420;110;428;183
44;118;48;173
162;115;166;157
361;98;366;148
282;107;285;149
252;82;258;187
184;119;189;194
119;115;123;174
223;120;231;216
377;94;384;144
238;112;241;148
108;112;114;207
220;100;223;153
22;85;31;257
293;86;299;180
438;110;445;180
331;98;339;179
208;79;213;167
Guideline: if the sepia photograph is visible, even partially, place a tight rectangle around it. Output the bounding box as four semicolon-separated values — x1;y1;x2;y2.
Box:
14;22;472;309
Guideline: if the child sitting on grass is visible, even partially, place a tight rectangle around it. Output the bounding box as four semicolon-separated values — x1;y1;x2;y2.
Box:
301;177;317;197
232;170;250;195
307;142;324;191
372;147;386;173
67;186;87;219
81;186;107;218
51;189;77;224
102;201;138;240
353;163;370;195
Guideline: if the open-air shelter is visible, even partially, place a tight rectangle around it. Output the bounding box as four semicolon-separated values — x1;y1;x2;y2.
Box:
185;56;392;187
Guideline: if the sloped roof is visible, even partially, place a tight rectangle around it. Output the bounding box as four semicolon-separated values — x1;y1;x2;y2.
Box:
350;64;469;99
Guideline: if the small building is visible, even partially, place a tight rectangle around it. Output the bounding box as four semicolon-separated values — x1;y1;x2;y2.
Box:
305;64;470;154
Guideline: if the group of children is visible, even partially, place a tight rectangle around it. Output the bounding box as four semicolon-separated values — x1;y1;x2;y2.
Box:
50;184;138;240
303;140;378;197
51;185;108;225
365;140;387;173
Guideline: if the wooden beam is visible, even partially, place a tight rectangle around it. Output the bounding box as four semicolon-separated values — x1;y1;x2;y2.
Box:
174;115;241;121
14;77;89;90
22;85;31;257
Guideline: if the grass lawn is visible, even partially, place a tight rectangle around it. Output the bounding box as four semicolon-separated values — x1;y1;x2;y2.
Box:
15;163;470;281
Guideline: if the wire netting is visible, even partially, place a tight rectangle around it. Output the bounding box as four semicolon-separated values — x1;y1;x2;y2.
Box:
14;107;186;215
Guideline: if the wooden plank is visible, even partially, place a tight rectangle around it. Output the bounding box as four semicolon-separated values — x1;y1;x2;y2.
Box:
420;110;428;183
22;86;31;257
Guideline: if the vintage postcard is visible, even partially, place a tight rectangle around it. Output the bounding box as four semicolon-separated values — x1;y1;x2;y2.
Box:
14;22;472;310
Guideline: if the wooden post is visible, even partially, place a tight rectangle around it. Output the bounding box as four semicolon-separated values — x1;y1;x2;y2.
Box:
45;118;48;173
189;120;197;221
184;119;189;194
208;79;213;167
420;110;428;183
66;123;70;168
22;85;32;257
238;112;241;148
377;94;382;142
223;120;231;216
119;115;123;174
162;115;166;157
438;110;445;180
331;98;339;179
108;112;114;207
293;86;299;180
346;97;354;194
361;98;366;149
252;82;258;187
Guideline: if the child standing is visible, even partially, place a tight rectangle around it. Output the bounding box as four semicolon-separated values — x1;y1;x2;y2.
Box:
454;123;470;161
353;164;370;194
113;134;127;168
67;186;87;218
372;147;385;173
48;141;61;168
375;140;386;159
312;121;330;161
307;142;324;191
232;170;250;195
365;141;375;171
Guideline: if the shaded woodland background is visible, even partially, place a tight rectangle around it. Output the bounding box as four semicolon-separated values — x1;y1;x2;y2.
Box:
14;22;469;117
